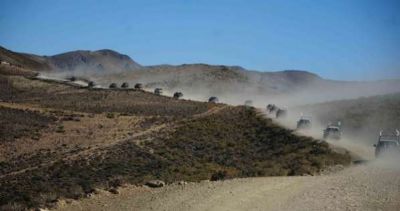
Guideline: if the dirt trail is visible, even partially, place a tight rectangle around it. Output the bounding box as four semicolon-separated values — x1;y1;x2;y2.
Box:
56;160;400;211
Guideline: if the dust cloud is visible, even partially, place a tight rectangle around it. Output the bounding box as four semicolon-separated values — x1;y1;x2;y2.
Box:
39;68;400;159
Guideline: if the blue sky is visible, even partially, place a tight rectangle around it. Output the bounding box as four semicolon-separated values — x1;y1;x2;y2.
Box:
0;0;399;80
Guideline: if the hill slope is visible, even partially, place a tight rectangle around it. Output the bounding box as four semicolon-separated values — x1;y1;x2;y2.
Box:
0;71;350;209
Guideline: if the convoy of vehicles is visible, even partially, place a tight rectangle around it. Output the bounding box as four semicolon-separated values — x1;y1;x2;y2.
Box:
29;74;400;160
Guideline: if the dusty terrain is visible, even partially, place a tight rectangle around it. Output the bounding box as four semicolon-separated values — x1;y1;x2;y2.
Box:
0;68;352;210
55;111;399;211
0;62;398;210
55;136;400;211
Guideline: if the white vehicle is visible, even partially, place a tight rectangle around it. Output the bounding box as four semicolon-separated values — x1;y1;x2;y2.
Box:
374;130;400;158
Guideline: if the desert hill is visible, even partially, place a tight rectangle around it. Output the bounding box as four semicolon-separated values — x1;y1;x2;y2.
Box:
1;45;400;106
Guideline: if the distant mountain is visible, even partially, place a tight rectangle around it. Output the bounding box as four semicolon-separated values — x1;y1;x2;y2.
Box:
47;49;141;73
103;64;322;93
0;46;141;73
1;45;400;105
99;64;400;105
0;46;50;71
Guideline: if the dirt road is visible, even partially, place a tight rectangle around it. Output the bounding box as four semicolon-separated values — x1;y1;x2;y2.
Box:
56;160;399;211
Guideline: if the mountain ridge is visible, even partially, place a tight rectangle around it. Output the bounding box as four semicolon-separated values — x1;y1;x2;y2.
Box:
1;46;400;105
0;45;322;79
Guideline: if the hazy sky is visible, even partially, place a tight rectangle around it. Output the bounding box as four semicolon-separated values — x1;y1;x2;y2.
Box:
1;0;399;80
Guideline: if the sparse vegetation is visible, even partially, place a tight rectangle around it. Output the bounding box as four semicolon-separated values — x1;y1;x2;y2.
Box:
0;106;350;209
0;73;351;210
145;107;350;180
0;106;56;142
